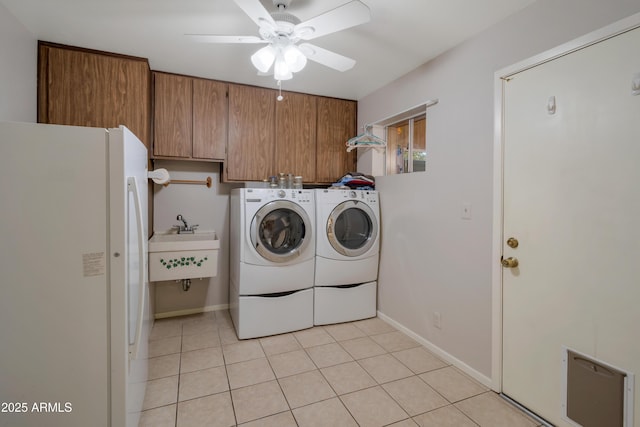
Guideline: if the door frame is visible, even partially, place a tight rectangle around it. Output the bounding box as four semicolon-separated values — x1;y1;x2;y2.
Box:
490;12;640;392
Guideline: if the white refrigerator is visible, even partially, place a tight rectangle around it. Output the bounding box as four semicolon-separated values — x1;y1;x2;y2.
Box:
0;122;151;427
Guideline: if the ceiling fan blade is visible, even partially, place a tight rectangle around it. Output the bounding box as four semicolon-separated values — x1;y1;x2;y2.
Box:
294;1;371;41
299;43;356;72
186;35;267;44
234;0;277;30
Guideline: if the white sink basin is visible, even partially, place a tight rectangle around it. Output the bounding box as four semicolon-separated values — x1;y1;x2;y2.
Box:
148;232;219;282
149;232;220;252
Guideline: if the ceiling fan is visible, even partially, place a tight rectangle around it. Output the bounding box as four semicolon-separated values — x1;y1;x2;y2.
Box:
187;0;371;81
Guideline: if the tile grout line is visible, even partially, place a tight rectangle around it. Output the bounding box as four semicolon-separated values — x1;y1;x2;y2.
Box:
174;321;183;427
259;332;297;425
216;315;240;426
147;313;538;427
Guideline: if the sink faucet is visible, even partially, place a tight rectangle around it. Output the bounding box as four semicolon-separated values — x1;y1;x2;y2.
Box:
175;214;198;234
177;214;188;229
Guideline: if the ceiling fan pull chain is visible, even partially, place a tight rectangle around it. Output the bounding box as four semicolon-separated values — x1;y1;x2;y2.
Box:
277;80;284;101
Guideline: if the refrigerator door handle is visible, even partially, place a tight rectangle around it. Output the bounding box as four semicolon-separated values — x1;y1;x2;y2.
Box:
127;176;146;360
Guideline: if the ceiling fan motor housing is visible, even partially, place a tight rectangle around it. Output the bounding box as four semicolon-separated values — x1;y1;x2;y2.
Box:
271;11;301;26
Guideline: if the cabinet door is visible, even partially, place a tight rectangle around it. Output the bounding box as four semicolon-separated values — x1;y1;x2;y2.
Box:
227;84;276;181
193;78;227;160
39;44;151;147
316;97;357;183
153;72;192;158
275;92;317;182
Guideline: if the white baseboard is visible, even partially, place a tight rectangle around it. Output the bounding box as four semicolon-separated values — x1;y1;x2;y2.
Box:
377;310;493;389
155;304;230;320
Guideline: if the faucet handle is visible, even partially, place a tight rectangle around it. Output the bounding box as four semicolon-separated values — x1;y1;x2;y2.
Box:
191;224;199;231
176;214;188;229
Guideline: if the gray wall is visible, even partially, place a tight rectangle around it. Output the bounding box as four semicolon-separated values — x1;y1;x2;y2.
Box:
0;3;36;122
358;0;640;381
152;160;241;317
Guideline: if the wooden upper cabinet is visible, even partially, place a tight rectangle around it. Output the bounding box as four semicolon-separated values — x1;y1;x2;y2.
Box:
153;72;192;157
38;42;151;147
316;97;357;183
193;78;227;160
152;72;227;160
275;92;317;182
37;43;355;182
153;71;227;160
227;84;276;181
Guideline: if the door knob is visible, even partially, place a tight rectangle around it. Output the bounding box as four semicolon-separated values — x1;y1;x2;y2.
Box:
506;237;519;248
501;257;519;268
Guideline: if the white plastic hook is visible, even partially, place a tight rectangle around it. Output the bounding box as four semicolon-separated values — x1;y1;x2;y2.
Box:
547;96;556;115
632;72;640;96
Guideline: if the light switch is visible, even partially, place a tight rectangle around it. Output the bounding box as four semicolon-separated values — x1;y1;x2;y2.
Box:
461;203;472;220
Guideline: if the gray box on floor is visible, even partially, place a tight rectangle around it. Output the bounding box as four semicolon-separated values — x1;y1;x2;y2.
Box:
566;350;626;427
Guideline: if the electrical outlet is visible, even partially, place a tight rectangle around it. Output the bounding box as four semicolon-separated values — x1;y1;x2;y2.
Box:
433;311;442;329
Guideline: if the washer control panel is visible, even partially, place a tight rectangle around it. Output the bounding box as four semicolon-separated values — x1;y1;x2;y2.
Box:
245;188;314;205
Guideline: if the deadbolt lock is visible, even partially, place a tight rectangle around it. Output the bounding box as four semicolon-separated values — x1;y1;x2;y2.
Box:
501;257;519;268
506;237;519;248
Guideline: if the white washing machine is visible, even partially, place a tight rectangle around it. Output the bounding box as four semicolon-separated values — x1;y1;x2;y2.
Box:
314;189;380;325
230;188;315;339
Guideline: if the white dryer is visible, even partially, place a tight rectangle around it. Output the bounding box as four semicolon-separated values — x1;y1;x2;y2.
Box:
314;189;380;325
230;188;315;339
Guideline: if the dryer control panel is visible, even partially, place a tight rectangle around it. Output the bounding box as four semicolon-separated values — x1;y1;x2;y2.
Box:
348;190;378;205
318;189;378;206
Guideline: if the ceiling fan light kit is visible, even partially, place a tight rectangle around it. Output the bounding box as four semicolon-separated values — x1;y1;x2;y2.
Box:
251;46;275;73
283;44;306;73
251;39;307;80
274;55;293;80
189;0;371;84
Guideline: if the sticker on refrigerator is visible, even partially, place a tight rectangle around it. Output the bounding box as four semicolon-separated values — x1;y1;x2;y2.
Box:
82;252;105;277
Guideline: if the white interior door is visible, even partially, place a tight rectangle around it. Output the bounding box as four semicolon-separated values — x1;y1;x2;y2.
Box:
502;27;640;426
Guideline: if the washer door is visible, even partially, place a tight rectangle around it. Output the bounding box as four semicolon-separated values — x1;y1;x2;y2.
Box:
250;200;312;263
327;200;378;257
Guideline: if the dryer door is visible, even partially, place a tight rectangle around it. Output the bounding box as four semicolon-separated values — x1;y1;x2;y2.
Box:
327;201;378;257
250;200;312;263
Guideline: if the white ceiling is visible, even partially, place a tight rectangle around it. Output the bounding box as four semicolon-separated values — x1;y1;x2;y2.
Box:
2;0;536;99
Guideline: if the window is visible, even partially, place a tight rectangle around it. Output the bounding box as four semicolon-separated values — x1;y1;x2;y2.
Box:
368;100;437;176
385;115;426;174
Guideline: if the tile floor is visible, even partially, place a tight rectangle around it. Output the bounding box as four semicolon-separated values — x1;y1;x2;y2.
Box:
140;311;542;427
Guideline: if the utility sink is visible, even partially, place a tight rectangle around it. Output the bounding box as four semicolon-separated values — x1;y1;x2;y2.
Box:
148;232;219;282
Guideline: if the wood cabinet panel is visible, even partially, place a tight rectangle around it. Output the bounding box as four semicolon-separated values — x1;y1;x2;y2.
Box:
227;84;276;181
316;97;357;183
37;43;355;184
275;92;317;182
153;72;192;158
39;43;151;147
38;42;152;236
152;73;227;160
192;78;227;160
